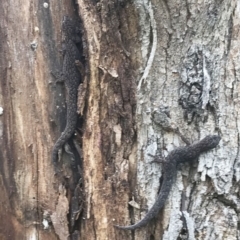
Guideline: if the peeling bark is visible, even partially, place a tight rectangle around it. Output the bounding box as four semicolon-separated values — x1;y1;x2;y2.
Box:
0;0;239;239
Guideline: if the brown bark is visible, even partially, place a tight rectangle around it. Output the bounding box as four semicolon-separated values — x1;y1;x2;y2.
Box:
1;0;239;239
77;1;140;239
0;0;139;239
0;0;84;239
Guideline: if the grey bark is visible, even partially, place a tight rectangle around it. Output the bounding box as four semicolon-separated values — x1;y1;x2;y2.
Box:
0;0;239;239
129;0;239;239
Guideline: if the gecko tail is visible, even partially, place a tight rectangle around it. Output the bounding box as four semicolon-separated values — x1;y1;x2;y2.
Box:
113;224;141;231
52;130;73;171
114;177;172;231
113;215;151;230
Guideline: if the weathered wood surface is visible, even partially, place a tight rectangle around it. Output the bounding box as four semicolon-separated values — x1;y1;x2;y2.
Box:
0;0;239;239
79;0;239;239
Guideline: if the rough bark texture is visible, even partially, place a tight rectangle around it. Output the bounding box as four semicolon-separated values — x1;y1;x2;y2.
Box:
0;0;239;239
0;1;85;239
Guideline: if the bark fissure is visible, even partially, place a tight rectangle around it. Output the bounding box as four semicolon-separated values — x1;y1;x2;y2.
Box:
0;0;239;239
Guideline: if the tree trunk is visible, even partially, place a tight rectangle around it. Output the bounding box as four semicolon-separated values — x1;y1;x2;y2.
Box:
0;0;239;239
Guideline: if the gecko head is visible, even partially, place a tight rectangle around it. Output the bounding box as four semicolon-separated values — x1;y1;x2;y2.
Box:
201;135;221;150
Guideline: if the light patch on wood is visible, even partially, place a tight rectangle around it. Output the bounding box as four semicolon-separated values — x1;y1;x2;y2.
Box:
128;197;140;209
51;186;69;240
137;1;157;90
107;68;118;78
113;124;122;147
182;211;195;240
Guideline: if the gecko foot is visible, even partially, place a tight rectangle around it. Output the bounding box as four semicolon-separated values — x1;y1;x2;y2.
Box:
148;153;166;164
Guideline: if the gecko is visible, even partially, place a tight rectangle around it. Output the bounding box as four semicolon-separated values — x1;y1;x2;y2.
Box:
52;16;82;173
114;135;221;230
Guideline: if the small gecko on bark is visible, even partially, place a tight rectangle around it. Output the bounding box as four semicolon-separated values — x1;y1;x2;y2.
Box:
52;16;82;173
114;135;221;230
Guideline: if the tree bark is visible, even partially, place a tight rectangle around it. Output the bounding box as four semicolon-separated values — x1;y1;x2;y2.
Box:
0;0;239;239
